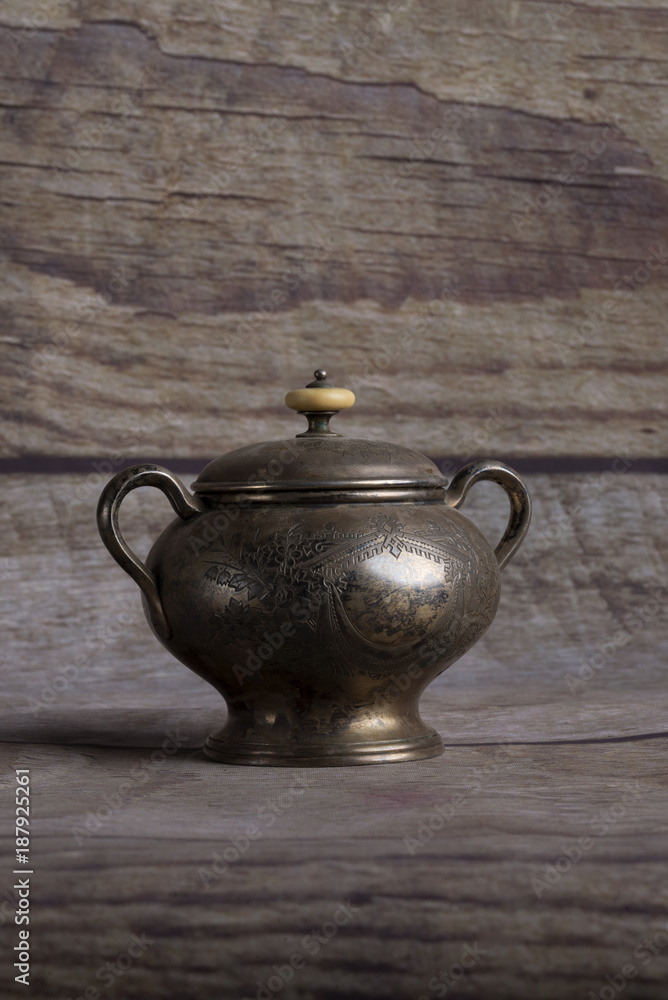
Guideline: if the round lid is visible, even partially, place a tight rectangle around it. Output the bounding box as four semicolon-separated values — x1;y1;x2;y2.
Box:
192;370;446;501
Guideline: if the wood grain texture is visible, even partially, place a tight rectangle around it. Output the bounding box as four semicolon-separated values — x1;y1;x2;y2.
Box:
1;5;667;456
1;738;667;999
1;471;666;744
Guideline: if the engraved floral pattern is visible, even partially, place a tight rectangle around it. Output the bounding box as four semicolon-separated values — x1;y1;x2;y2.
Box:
199;508;500;679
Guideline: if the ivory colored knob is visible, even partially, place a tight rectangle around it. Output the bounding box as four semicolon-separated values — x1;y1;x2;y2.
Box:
285;386;355;412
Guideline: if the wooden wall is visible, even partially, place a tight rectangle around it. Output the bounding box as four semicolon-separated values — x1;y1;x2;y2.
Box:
1;2;667;998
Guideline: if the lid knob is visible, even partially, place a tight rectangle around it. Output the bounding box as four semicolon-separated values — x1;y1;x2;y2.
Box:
285;370;355;437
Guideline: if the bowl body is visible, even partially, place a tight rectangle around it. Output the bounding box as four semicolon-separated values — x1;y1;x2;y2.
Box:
145;499;501;765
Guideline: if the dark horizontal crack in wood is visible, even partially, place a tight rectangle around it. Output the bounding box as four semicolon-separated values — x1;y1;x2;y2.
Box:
0;22;666;311
443;731;668;747
2;732;666;750
0;456;666;474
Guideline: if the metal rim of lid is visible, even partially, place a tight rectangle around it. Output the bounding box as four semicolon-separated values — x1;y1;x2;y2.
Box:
191;485;447;505
192;475;444;494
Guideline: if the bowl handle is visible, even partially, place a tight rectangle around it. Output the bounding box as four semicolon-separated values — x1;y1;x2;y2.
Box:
96;464;202;639
444;460;531;571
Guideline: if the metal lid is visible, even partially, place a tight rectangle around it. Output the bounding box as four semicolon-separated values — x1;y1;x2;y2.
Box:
192;370;446;503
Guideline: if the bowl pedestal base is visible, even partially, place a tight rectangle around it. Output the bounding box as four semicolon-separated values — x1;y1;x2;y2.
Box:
203;727;444;767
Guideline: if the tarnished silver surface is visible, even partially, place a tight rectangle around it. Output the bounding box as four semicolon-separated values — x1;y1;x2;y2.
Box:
97;372;531;766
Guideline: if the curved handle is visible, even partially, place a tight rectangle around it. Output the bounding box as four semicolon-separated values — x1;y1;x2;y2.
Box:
444;460;531;571
96;464;202;640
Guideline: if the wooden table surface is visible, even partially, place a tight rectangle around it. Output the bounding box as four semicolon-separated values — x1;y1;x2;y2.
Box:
2;711;667;1000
